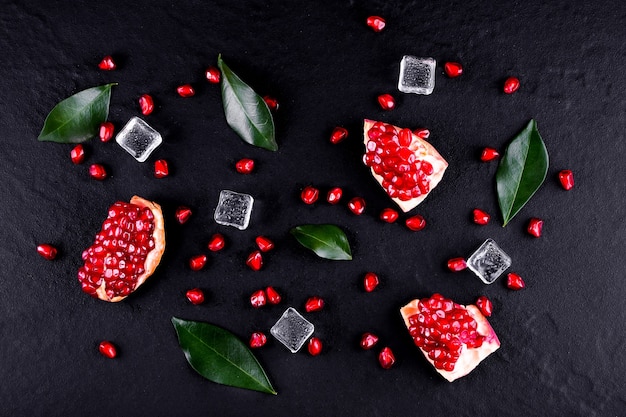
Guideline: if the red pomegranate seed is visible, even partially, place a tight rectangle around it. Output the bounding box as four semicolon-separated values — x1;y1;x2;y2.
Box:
249;332;267;348
263;96;279;111
413;128;430;139
154;159;169;178
480;147;500;162
475;296;493;317
363;272;380;292
503;77;520;94
246;250;263;271
447;257;467;272
366;15;386;32
378;347;395;369
37;244;58;260
138;94;154;115
98;341;117;358
405;215;426;231
377;93;395;110
527;218;544;238
308;337;323;356
330;127;349;144
186;288;205;305
205;66;221;83
207;233;225;252
235;158;255;174
379;208;399;223
255;236;275;252
558;170;574;190
89;164;107;180
360;333;379;350
444;62;463;78
250;289;267;308
98;56;116;71
176;84;195;97
175;206;192;224
507;272;525;290
348;197;366;215
301;186;320;205
473;208;491;225
189;254;207;271
266;286;281;304
99;122;115;142
326;187;343;204
70;144;85;164
305;296;324;313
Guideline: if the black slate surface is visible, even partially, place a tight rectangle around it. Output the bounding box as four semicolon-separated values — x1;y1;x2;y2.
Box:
1;1;625;416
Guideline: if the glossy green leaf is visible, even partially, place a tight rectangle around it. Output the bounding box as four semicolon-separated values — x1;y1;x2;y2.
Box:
217;55;277;151
496;119;549;226
290;224;352;260
172;317;276;395
38;83;116;143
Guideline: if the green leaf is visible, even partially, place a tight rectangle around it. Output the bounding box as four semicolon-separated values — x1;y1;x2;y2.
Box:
38;83;116;143
496;119;549;226
171;317;276;395
290;224;352;260
217;55;277;151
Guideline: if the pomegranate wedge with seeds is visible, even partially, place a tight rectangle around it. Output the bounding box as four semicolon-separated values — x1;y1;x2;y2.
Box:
78;196;165;302
363;120;448;212
400;294;500;382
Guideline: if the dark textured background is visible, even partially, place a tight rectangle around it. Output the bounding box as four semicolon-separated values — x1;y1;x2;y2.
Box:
1;1;625;415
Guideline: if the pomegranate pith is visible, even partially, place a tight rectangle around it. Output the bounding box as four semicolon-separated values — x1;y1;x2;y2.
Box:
380;208;399;223
255;236;275;252
327;187;343;204
98;341;117;358
360;333;379;350
139;94;154;115
363;272;380;292
503;77;520;94
377;94;395;110
444;62;463;78
246;250;263;271
308;337;323;356
558;170;574;190
405;215;426;231
507;273;525;290
330;127;349;144
89;164;107;180
98;56;116;71
175;207;192;225
301;186;319;204
305;296;324;312
205;66;221;83
235;158;255;174
249;332;267;348
473;209;491;225
176;84;195;97
366;16;386;32
447;257;467;272
189;254;207;271
70;144;85;164
378;347;395;369
99;122;115;142
527;218;544;237
186;288;205;305
37;244;58;260
348;197;366;215
266;286;281;304
250;289;267;308
208;233;226;252
154;159;169;178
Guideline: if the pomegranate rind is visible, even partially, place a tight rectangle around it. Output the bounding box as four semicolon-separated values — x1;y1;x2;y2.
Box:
400;298;500;382
363;119;448;212
93;196;165;302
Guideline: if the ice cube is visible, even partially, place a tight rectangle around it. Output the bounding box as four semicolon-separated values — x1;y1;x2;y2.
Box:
214;190;254;230
270;307;315;353
467;238;512;284
398;56;436;95
115;117;163;162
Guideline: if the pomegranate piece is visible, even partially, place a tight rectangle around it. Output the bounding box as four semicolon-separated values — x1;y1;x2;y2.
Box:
78;196;165;302
330;127;349;144
207;233;226;252
250;289;267;308
405;215;426;231
175;206;192;225
249;332;267;348
246;250;263;271
363;120;448;212
189;254;207;271
176;84;195;97
363;272;380;292
380;208;399;223
348;197;366;215
263;96;279;111
472;208;491;225
506;272;525;290
37;244;58;260
186;288;205;305
305;296;324;312
400;294;500;382
255;236;275;252
138;94;154;116
378;347;395;369
447;257;467;272
235;158;255;174
301;186;319;204
70;144;85;164
360;333;379;350
154;159;169;178
326;187;343;204
266;286;281;304
444;62;463;78
98;56;116;71
308;337;323;356
503;77;520;94
558;170;574;190
475;296;493;317
98;341;117;358
205;66;221;84
366;15;386;32
89;164;107;180
527;218;544;237
413;128;430;139
480;147;500;162
99;122;115;142
377;94;395;110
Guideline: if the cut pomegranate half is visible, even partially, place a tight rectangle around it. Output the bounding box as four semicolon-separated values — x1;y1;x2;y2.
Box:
400;294;500;382
363;120;448;212
77;196;165;302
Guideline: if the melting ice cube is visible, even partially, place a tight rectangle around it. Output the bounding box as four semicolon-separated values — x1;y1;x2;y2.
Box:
214;190;254;230
398;56;436;95
467;238;512;284
270;307;315;353
115;117;162;162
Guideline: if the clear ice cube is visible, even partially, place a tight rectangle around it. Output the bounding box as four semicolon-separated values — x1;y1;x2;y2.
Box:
398;56;436;95
115;117;163;162
214;190;254;230
270;307;315;353
467;238;512;284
